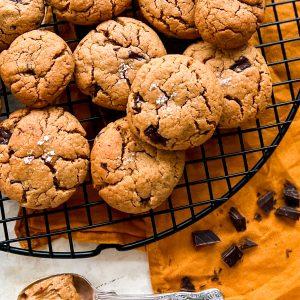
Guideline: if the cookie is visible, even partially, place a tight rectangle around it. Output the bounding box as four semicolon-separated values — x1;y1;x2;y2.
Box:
0;107;90;209
138;0;199;39
195;0;265;49
74;17;166;111
0;30;75;108
184;42;272;128
0;0;45;52
91;118;185;214
46;0;131;25
126;55;224;150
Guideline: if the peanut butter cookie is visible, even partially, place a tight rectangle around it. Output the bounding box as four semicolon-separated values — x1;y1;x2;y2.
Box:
195;0;265;49
184;42;272;128
47;0;131;25
0;30;75;108
127;55;224;150
0;107;90;210
91;118;185;214
0;0;45;52
74;17;166;111
138;0;199;39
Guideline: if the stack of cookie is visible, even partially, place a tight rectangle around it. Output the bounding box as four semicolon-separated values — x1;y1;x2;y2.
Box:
0;0;272;214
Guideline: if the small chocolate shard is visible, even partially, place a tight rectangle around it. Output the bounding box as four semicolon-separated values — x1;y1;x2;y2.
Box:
228;207;247;232
128;50;146;61
283;181;300;207
275;206;300;221
254;212;262;221
199;284;206;290
0;128;12;145
239;238;258;250
286;249;292;258
210;268;222;284
144;125;168;146
140;197;150;205
132;93;144;114
222;244;243;268
180;277;195;292
100;162;108;171
192;230;221;247
257;191;275;214
229;56;251;73
10;179;21;184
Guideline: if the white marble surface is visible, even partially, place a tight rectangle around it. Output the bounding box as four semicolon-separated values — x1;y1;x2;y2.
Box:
0;245;152;299
0;200;152;299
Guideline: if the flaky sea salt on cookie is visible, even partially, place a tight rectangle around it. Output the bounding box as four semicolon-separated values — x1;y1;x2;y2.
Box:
91;118;185;214
184;42;272;128
0;107;90;210
127;55;224;150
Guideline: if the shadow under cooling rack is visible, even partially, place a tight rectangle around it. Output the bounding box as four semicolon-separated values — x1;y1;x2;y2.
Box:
0;0;300;258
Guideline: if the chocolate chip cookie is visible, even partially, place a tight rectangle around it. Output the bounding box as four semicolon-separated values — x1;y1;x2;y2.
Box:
47;0;131;25
0;0;45;52
138;0;199;39
195;0;265;49
74;17;166;111
184;42;272;128
91;118;185;214
0;30;75;108
0;107;90;210
127;55;224;150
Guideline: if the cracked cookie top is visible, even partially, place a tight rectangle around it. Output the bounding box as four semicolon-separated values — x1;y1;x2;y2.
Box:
184;42;272;128
74;17;167;111
91;118;185;214
195;0;265;49
127;55;224;150
46;0;131;25
0;107;90;209
138;0;199;39
0;0;45;52
0;30;75;108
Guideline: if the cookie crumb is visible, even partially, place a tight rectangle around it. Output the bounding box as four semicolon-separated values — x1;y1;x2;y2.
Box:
23;156;34;165
286;249;292;258
149;83;158;91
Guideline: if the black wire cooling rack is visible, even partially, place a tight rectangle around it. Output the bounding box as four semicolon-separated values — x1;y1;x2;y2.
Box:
0;0;300;258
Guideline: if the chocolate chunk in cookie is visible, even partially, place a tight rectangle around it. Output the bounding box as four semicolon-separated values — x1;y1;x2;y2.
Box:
195;0;266;49
91;118;185;214
0;0;45;51
0;30;75;108
184;42;272;128
74;17;166;111
0;107;90;209
127;55;224;150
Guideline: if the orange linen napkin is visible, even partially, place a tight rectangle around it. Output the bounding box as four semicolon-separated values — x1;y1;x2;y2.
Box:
14;1;300;299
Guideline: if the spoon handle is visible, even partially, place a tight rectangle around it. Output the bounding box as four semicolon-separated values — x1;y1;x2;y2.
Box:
95;288;224;300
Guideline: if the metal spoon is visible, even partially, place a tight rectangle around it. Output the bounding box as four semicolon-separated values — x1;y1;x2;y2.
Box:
18;273;224;300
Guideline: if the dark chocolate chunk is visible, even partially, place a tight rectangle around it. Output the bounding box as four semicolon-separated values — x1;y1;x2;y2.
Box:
132;93;144;114
140;197;150;205
10;180;21;184
222;244;243;268
100;162;108;171
286;249;292;258
239;238;258;250
192;230;221;247
228;207;247;232
0;128;12;145
283;181;300;207
128;50;146;61
257;191;275;214
144;125;168;146
254;212;263;221
275;206;300;221
180;276;195;292
229;56;251;73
